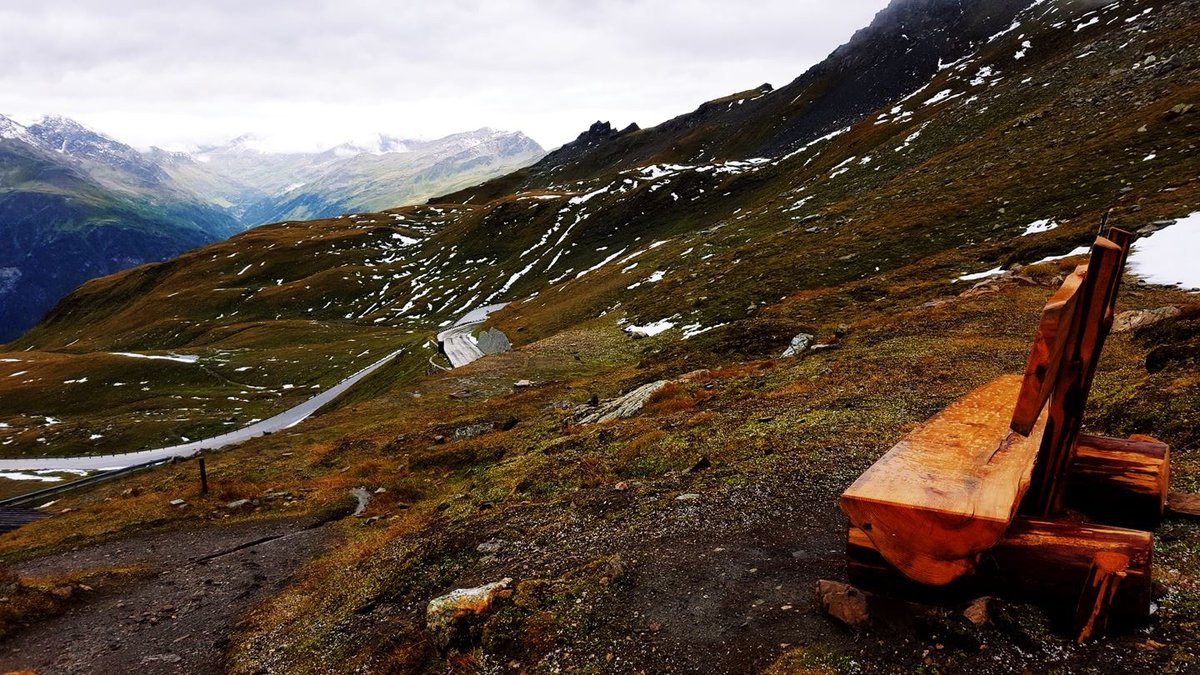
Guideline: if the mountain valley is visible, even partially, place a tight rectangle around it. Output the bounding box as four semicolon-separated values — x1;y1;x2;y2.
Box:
0;117;544;341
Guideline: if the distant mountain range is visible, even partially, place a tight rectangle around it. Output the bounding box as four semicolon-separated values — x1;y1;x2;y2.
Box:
0;116;544;341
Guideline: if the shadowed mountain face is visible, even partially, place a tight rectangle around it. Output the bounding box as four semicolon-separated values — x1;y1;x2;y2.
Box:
440;0;1037;203
0;118;544;342
0;124;241;342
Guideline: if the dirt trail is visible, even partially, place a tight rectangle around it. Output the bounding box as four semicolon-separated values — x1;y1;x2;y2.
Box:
0;516;332;674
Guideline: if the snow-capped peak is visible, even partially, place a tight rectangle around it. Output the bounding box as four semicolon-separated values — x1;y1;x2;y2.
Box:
329;133;412;157
0;114;31;143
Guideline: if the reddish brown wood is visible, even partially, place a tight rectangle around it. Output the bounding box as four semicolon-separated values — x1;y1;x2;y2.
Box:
1067;434;1169;524
1073;552;1129;643
840;376;1048;585
847;518;1153;631
989;518;1152;629
1012;265;1086;435
1025;231;1132;516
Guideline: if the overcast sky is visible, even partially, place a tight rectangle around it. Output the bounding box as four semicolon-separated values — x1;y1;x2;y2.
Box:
1;0;891;152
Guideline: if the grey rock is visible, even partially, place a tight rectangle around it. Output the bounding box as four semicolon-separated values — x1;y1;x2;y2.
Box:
476;539;503;554
225;499;252;509
426;578;512;650
574;380;670;424
351;487;372;517
477;327;512;355
816;579;869;627
1113;306;1180;333
781;333;815;357
168;499;186;507
964;596;993;626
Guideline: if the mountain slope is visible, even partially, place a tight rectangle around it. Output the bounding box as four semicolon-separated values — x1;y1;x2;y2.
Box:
0;0;1198;671
0;118;544;343
184;128;546;224
0;117;242;341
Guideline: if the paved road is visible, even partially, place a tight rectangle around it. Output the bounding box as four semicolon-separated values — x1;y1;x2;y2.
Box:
0;349;404;472
436;303;506;368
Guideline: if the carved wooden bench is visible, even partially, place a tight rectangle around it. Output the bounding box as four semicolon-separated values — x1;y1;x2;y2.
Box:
839;226;1170;640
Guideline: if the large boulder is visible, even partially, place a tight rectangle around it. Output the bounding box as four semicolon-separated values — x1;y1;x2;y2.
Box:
477;327;512;355
1113;306;1180;333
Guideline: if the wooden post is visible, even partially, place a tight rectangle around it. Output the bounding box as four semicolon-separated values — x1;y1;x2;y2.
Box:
199;456;209;495
1073;551;1129;643
1025;230;1133;516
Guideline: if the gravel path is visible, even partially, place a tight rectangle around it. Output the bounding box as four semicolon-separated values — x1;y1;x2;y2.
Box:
0;517;332;674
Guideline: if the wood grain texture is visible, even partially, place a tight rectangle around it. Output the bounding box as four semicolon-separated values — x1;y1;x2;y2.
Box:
1073;552;1129;643
1067;434;1169;524
848;518;1153;630
1025;233;1131;516
991;518;1152;629
1011;265;1086;435
840;375;1048;585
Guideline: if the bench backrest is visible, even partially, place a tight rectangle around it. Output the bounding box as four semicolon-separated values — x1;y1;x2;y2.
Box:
1012;227;1133;516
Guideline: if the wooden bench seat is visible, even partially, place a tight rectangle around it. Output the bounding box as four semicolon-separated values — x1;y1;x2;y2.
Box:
840;375;1048;585
835;224;1172;639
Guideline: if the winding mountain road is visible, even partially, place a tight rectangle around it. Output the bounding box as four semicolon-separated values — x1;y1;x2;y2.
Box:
436;303;506;368
0;348;404;472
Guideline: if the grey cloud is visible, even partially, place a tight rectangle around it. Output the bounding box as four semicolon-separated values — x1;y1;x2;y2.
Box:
0;0;891;150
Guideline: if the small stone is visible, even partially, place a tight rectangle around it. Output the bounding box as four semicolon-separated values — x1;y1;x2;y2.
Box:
433;435;447;444
513;379;533;388
169;499;186;507
374;487;387;494
815;579;869;627
225;499;251;509
614;481;630;491
675;493;701;501
476;539;503;554
964;597;992;626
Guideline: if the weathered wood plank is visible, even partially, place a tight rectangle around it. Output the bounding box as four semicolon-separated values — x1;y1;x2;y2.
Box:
1025;232;1132;516
991;518;1152;629
1073;552;1129;643
847;518;1153;631
1011;265;1086;435
840;375;1048;585
1067;434;1169;524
